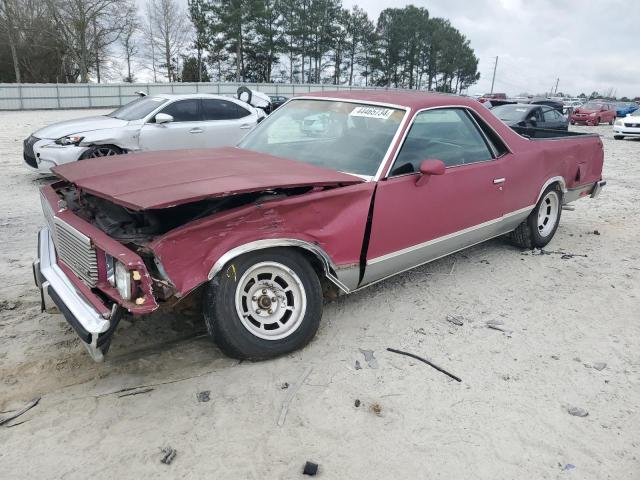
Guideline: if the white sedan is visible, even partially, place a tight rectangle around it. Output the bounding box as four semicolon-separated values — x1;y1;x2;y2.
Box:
23;93;267;173
613;108;640;140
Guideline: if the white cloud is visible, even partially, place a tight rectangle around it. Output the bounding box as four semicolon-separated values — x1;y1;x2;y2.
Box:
344;0;640;97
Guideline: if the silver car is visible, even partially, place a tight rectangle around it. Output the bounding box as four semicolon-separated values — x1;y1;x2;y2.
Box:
23;93;266;173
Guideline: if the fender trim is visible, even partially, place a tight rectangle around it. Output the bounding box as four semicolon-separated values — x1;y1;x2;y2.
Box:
207;239;352;293
537;176;567;203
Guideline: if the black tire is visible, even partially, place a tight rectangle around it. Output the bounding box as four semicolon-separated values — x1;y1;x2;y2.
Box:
570;120;575;125
510;184;563;249
80;145;123;159
608;117;614;125
203;248;323;360
614;135;624;140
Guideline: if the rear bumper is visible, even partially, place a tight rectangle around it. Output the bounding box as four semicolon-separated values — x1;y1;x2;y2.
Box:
34;227;116;362
563;180;606;203
590;180;606;199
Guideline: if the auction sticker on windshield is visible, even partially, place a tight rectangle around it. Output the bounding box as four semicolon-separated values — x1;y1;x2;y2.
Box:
350;106;394;119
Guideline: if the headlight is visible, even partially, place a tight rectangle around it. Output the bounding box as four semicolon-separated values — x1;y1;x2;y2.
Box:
615;119;623;126
589;112;596;117
54;135;84;146
114;261;132;301
106;255;115;286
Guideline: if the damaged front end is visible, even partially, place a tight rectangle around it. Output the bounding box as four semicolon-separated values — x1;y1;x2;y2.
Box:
34;180;333;360
34;182;163;360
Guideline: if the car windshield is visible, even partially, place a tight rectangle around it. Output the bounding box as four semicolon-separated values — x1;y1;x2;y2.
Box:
108;97;168;120
239;99;405;177
491;104;530;121
631;108;640;117
581;102;603;110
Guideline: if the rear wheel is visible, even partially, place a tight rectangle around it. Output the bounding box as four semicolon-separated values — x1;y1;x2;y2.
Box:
203;248;323;360
510;185;563;249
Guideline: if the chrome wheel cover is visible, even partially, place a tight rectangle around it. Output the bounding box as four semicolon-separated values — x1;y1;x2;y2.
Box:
537;190;560;237
89;146;119;157
234;261;307;340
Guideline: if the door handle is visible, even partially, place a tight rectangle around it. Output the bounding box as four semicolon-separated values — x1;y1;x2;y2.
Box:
240;124;253;129
493;178;506;184
189;128;203;134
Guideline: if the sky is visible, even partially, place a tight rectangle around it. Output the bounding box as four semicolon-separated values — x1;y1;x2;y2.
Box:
342;0;640;98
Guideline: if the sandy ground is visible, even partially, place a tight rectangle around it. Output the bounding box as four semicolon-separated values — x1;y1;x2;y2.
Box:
0;109;638;479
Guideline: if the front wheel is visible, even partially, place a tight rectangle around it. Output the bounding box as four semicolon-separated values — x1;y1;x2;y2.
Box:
510;185;562;249
203;248;323;360
80;145;123;159
608;117;614;125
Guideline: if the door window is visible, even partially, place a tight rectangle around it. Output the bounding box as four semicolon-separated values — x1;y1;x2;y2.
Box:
156;99;200;122
390;108;493;175
543;109;563;122
201;99;250;120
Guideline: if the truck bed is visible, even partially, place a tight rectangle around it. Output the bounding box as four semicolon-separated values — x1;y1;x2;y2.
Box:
510;126;599;139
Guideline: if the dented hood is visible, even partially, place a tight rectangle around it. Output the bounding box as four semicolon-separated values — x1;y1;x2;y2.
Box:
52;147;363;210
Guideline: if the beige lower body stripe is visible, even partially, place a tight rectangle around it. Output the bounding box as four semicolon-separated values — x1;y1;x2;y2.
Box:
368;205;535;266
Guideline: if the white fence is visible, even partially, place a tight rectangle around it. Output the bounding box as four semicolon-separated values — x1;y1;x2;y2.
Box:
0;82;392;110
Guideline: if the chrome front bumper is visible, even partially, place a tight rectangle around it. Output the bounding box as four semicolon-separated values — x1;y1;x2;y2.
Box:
34;227;113;361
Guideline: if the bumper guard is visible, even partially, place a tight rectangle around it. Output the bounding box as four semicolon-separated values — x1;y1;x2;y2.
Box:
34;228;117;362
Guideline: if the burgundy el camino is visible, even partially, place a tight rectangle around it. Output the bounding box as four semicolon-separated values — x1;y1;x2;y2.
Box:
34;91;605;361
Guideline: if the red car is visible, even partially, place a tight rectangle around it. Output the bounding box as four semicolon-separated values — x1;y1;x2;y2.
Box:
570;101;616;126
34;91;605;361
479;93;507;103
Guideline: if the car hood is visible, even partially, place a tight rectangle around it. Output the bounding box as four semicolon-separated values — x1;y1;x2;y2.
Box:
33;115;128;139
52;147;364;210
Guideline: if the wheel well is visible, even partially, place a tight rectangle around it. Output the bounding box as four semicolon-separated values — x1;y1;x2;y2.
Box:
212;246;335;296
79;144;125;159
537;177;566;203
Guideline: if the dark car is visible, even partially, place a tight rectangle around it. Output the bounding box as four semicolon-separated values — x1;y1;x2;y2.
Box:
529;98;564;114
269;95;289;111
491;103;569;130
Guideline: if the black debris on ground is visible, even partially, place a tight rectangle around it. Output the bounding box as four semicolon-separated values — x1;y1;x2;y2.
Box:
160;447;177;465
196;391;210;402
354;399;361;408
303;461;319;476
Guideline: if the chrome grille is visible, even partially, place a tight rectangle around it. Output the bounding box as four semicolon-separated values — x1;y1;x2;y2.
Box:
41;191;99;286
53;217;99;286
40;191;56;233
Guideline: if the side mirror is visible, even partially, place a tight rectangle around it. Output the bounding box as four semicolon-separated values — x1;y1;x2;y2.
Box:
416;159;445;186
155;113;174;124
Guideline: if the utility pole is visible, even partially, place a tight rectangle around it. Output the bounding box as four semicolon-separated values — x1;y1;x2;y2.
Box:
554;77;560;95
490;56;498;94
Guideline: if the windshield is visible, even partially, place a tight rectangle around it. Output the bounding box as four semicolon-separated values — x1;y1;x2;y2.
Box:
581;102;603;110
239;99;405;176
491;104;530;121
631;108;640;117
108;97;168;120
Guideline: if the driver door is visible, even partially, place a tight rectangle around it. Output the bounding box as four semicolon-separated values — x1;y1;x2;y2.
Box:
362;108;507;285
138;99;204;151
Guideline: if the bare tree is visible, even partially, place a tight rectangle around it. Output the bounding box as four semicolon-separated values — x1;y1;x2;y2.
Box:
119;1;140;82
146;0;189;82
46;0;129;82
0;0;21;82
